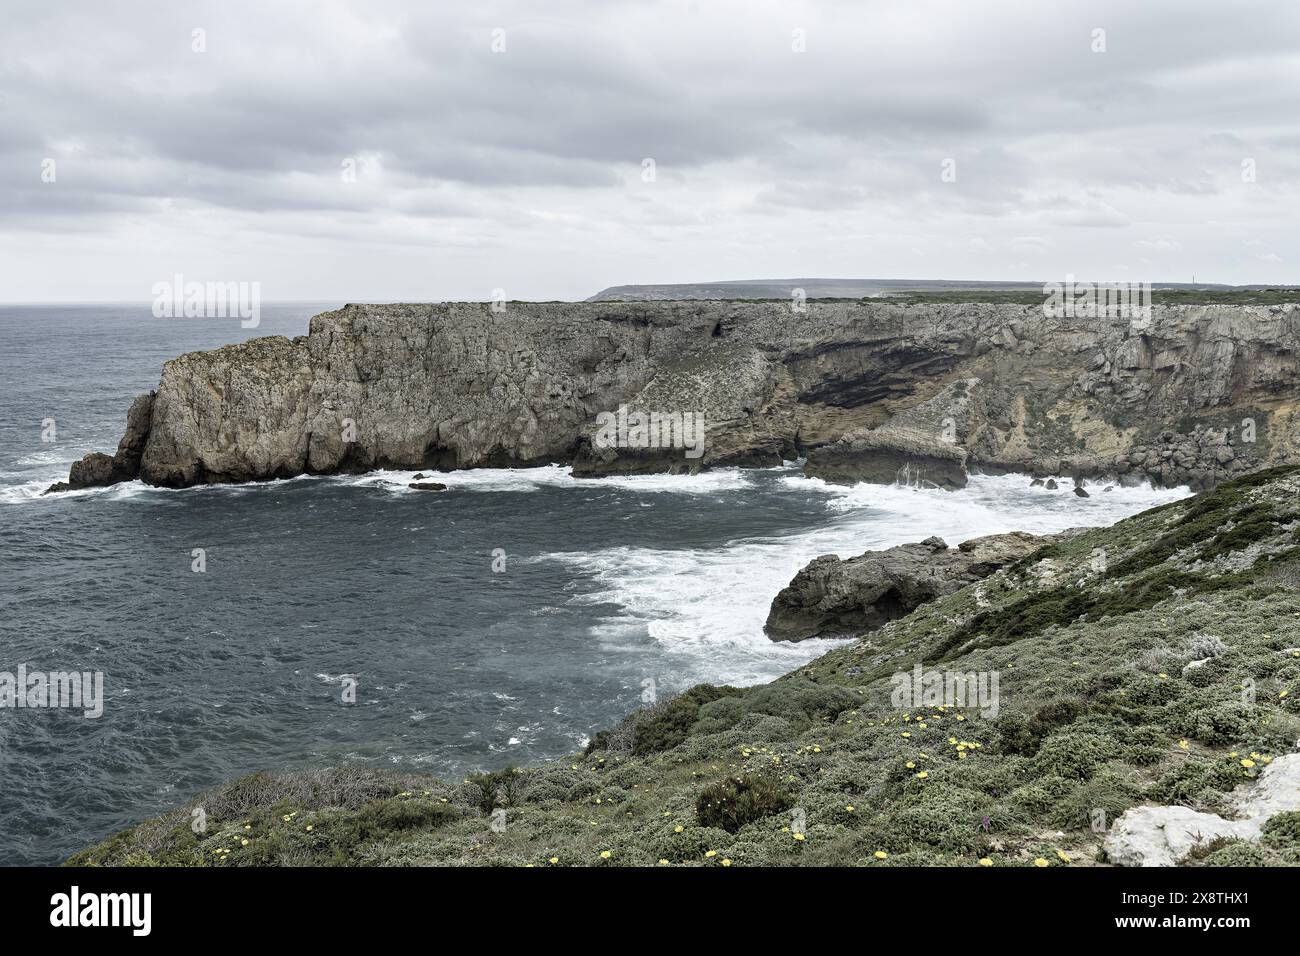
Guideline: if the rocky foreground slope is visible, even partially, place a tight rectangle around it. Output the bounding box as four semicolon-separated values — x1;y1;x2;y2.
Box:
73;467;1300;867
52;300;1300;492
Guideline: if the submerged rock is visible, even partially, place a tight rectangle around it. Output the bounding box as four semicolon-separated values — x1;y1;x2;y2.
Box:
765;531;1050;642
408;482;447;491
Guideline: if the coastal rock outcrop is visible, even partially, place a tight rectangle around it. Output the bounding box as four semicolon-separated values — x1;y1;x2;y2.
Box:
45;392;155;493
1104;754;1300;866
53;300;1300;491
764;531;1050;641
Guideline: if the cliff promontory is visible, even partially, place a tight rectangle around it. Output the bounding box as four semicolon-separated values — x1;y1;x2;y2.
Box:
54;300;1300;492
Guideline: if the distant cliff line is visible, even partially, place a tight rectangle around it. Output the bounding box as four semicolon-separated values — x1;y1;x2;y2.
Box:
51;299;1300;493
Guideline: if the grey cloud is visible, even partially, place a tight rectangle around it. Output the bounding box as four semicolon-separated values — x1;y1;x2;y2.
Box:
0;0;1296;298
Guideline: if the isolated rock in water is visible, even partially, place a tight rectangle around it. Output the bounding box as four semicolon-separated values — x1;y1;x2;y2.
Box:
765;531;1049;642
1074;486;1090;497
408;482;447;491
1104;753;1300;866
1030;478;1045;487
1044;479;1058;490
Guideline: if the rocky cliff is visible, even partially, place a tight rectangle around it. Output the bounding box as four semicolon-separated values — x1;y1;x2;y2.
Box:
54;300;1300;491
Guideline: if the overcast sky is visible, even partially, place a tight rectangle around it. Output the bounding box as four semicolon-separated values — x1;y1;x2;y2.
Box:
1;0;1297;302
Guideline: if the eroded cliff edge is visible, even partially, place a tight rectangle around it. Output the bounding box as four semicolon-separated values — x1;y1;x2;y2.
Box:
53;300;1300;491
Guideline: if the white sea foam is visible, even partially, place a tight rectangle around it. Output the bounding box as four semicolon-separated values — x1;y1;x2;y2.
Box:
0;477;159;504
539;473;1191;686
14;450;74;467
0;479;58;503
345;464;753;494
1;462;753;504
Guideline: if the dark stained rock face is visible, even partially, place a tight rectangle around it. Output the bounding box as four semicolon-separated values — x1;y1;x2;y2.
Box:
765;532;1051;642
50;300;1300;492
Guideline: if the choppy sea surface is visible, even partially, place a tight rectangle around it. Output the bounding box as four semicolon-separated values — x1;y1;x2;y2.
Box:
0;304;1191;865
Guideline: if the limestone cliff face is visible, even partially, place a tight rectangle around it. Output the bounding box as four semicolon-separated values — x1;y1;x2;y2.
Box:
56;300;1300;490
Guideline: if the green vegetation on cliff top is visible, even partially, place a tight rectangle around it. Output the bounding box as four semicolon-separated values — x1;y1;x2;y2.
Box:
70;467;1300;867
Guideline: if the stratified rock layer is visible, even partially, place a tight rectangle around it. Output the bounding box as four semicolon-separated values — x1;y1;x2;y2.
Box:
55;300;1300;490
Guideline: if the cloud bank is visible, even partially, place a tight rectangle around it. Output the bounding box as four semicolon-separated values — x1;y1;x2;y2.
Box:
1;0;1296;300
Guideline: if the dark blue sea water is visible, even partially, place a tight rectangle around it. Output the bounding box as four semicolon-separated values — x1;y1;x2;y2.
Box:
0;304;1189;865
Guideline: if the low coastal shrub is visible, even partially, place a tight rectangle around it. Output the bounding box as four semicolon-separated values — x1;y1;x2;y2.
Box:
1191;840;1268;867
1259;810;1300;850
1047;767;1142;829
1029;731;1119;780
995;699;1085;756
695;775;792;833
1146;757;1242;808
466;766;521;812
586;684;744;756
